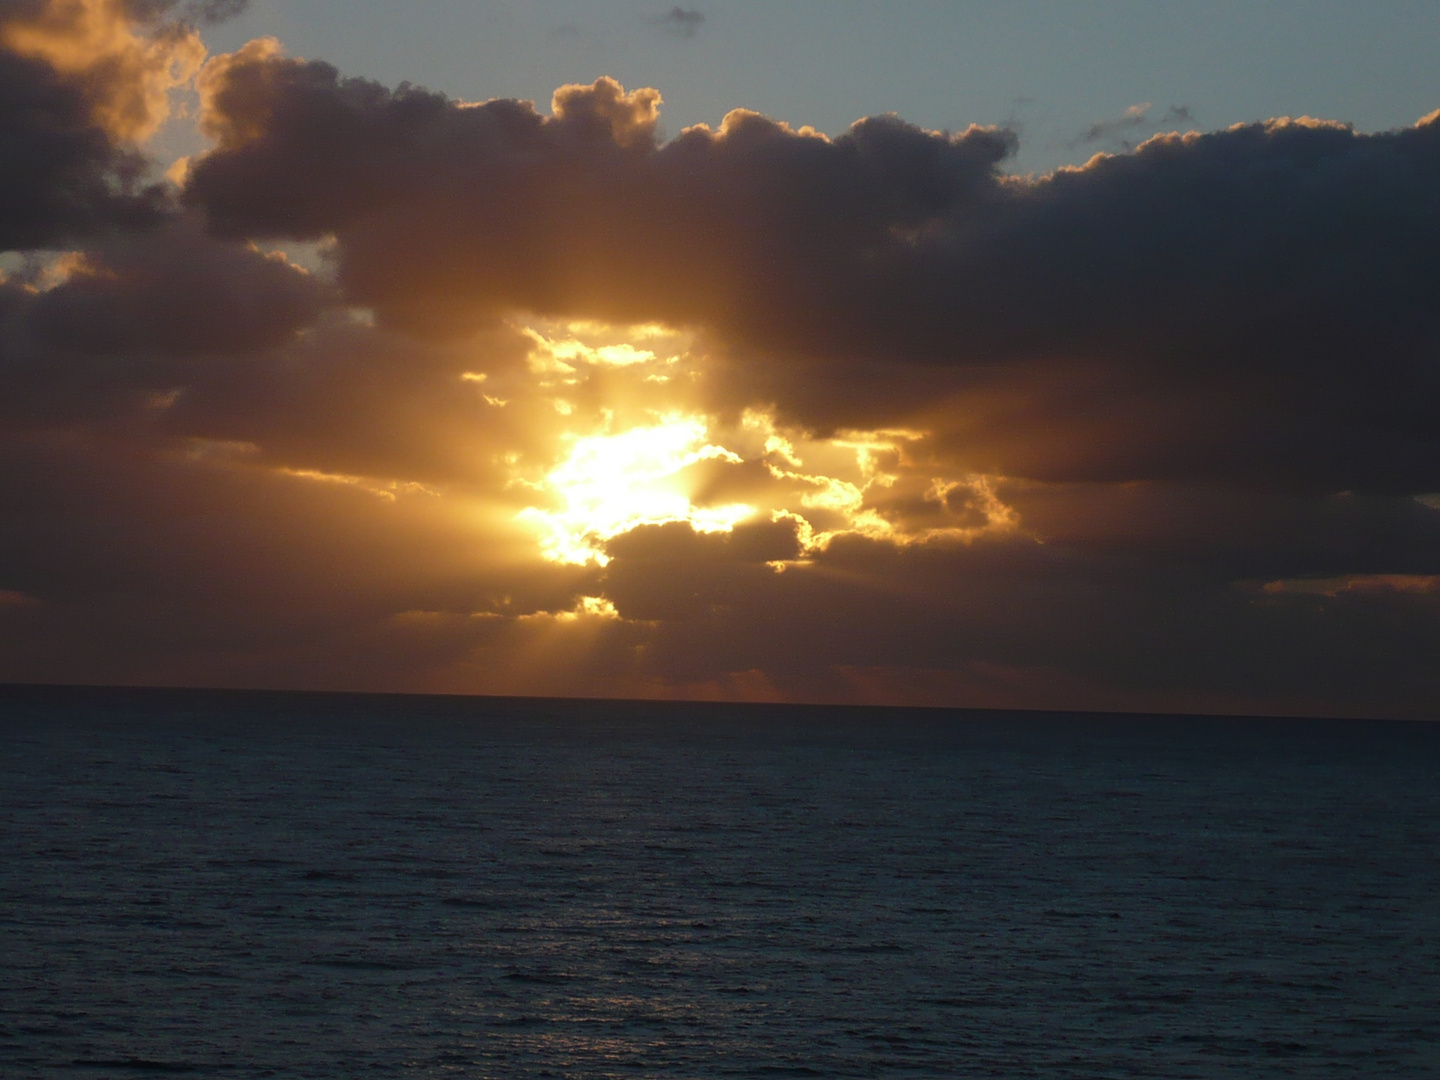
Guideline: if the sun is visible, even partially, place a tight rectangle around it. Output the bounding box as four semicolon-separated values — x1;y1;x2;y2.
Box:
519;413;755;565
497;319;1019;569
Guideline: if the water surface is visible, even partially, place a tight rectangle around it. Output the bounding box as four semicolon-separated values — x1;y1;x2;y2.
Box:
3;686;1438;1077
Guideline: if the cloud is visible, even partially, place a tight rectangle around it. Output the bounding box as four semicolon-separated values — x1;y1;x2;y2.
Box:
1;0;205;142
1078;102;1151;144
1077;103;1194;146
0;0;203;248
183;55;1016;344
0;46;164;247
184;54;1440;494
551;75;662;148
649;7;703;39
19;217;326;356
1261;574;1440;598
1;10;1438;716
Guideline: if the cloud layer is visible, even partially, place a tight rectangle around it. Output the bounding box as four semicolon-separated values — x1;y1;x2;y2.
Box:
183;49;1440;492
2;2;1437;717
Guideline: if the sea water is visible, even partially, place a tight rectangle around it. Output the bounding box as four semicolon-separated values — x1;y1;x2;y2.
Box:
2;686;1438;1078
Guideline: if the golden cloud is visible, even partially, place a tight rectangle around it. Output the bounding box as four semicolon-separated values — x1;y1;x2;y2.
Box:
1;0;204;141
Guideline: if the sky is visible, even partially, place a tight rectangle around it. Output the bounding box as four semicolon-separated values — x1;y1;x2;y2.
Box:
1;0;1438;718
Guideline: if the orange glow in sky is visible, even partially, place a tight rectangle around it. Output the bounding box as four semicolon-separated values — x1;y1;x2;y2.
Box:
519;413;754;565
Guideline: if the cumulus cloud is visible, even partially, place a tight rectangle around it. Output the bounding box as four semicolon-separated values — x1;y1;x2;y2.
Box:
1;0;205;141
2;8;1438;717
184;52;1016;346
0;0;187;247
182;52;1440;494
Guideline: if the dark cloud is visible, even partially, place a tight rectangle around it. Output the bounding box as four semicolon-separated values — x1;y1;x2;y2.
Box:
0;47;165;248
0;218;331;428
184;57;1015;337
2;0;207;142
0;423;559;691
0;0;221;249
1;10;1437;717
184;54;1440;493
649;7;703;39
22;219;326;357
4;411;1434;716
568;517;1440;716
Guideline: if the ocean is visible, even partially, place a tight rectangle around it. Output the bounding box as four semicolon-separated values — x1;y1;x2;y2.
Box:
2;685;1438;1078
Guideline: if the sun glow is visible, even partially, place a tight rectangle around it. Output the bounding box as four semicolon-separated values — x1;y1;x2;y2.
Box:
503;321;1018;570
520;414;755;565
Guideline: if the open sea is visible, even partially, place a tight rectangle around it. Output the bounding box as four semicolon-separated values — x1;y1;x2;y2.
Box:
2;685;1438;1078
